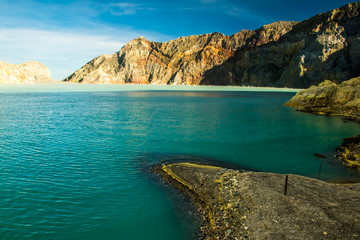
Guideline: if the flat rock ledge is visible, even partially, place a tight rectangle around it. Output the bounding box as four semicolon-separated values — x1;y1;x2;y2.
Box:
153;162;360;240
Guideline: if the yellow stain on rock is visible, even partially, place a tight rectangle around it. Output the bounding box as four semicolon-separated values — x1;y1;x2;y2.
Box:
162;164;193;190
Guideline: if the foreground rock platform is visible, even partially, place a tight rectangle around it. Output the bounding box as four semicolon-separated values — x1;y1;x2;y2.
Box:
154;162;360;240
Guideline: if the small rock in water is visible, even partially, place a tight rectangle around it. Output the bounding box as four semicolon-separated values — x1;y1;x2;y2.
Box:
314;153;326;159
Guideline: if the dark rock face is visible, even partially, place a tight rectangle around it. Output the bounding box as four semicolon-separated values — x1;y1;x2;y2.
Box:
203;2;360;87
337;134;360;171
64;2;360;88
284;76;360;121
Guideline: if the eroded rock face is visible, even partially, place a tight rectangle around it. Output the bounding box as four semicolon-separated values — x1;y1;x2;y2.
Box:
204;2;360;87
337;134;360;171
64;2;360;88
0;61;55;84
284;76;360;121
63;22;297;85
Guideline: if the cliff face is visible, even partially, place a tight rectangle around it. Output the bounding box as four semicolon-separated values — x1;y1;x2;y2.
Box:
64;2;360;88
64;21;296;85
212;2;360;88
0;61;55;84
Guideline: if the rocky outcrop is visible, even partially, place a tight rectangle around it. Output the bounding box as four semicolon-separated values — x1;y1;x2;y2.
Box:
64;2;360;88
0;61;55;84
154;162;360;240
337;134;360;171
285;77;360;171
284;76;360;121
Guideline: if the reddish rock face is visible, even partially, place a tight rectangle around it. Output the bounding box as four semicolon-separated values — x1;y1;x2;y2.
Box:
64;2;360;88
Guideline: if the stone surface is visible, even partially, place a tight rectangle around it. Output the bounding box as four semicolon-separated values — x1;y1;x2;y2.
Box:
284;76;360;121
337;134;360;171
0;61;55;84
64;2;360;88
154;162;360;240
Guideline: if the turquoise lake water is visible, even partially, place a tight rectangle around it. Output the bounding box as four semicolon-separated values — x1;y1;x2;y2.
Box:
0;84;359;239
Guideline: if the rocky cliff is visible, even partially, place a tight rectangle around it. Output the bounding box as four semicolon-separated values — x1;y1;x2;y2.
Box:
0;61;55;84
205;2;360;88
64;2;360;88
284;76;360;121
63;21;296;85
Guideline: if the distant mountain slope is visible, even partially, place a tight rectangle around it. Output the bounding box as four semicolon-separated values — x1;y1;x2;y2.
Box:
0;61;55;84
64;2;360;88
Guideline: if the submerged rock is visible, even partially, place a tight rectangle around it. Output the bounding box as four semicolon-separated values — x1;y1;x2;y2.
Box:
337;134;360;171
0;61;55;84
155;162;360;240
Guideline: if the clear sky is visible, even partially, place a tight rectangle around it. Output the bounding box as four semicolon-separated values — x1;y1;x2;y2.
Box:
0;0;356;80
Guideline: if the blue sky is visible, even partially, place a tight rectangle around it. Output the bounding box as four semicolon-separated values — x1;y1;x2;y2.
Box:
0;0;356;80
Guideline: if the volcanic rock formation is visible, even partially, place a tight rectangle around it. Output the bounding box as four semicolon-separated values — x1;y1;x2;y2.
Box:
0;61;55;84
63;21;296;85
284;76;360;121
64;2;360;88
336;134;360;171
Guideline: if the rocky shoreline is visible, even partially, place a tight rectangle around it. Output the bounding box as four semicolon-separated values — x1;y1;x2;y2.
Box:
153;162;360;240
285;77;360;171
336;134;360;171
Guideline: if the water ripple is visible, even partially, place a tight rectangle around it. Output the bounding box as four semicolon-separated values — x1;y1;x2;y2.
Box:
0;91;359;239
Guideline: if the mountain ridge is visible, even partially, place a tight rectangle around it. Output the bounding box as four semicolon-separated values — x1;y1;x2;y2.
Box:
64;2;360;88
